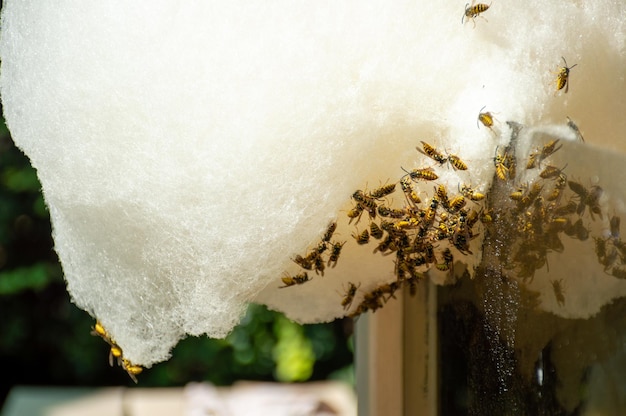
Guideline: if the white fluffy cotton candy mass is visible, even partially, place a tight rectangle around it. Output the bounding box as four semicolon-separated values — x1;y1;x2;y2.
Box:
2;1;626;366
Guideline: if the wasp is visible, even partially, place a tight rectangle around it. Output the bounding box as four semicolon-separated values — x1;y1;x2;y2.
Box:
314;241;328;256
569;181;603;219
462;1;490;28
436;247;454;272
480;208;493;224
279;272;310;288
526;150;539;169
551;279;565;307
493;147;510;181
402;166;439;181
395;218;418;230
423;197;439;228
566;116;585;142
466;209;480;229
546;173;567;202
519;182;543;211
91;321;124;368
292;254;313;270
459;184;485;201
447;195;466;213
370;183;397;199
370;221;384;239
540;139;562;161
554;57;577;95
341;282;360;310
322;221;337;243
434;184;450;208
593;237;617;271
448;154;468;171
418;141;447;165
477;105;495;131
353;228;370;245
553;200;577;216
539;164;567;180
327;241;346;267
347;206;364;224
563;218;589;241
509;184;526;202
121;358;143;384
352;190;377;218
378;205;405;218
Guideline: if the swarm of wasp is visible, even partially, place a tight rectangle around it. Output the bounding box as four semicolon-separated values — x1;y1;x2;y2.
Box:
279;115;612;317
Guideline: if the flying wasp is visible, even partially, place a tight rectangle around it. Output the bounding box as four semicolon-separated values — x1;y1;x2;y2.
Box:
554;57;577;95
462;1;491;28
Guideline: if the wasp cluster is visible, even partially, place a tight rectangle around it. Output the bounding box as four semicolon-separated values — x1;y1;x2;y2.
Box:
280;221;345;288
279;116;618;317
499;139;606;287
594;215;626;280
342;141;491;317
91;321;143;383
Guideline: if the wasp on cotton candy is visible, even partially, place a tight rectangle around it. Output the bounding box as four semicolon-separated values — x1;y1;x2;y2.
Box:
121;359;143;384
353;228;370;245
448;154;468;171
459;183;486;201
493;147;510;181
279;272;310;288
322;221;337;243
462;1;491;28
327;241;346;267
418;141;447;165
370;221;384;240
369;183;397;199
477;106;497;133
554;57;577;95
341;282;360;310
402;166;439;182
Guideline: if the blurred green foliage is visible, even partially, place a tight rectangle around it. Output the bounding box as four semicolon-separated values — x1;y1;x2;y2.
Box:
0;111;354;405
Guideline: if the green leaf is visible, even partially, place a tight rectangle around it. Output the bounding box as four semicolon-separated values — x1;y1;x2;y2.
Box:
0;263;52;295
2;166;41;192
